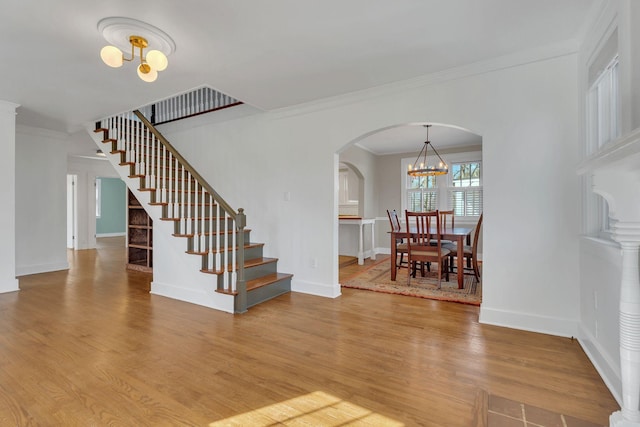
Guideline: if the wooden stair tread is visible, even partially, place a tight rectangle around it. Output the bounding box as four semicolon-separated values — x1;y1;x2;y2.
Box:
216;272;293;295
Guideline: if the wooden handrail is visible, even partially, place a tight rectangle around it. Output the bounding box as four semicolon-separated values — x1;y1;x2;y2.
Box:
133;110;238;219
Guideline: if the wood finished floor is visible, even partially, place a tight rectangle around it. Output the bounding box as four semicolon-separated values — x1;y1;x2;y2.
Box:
0;239;618;426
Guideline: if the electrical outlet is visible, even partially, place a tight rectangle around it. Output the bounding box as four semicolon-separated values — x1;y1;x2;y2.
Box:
310;258;318;268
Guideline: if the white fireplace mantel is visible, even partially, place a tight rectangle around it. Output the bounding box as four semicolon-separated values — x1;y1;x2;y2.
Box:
578;127;640;426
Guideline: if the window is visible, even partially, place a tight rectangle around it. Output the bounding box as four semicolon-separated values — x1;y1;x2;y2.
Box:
406;174;438;212
449;162;482;216
587;56;619;152
584;31;619;235
401;152;482;220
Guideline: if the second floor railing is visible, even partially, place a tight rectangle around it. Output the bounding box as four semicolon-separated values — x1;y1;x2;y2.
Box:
137;87;242;126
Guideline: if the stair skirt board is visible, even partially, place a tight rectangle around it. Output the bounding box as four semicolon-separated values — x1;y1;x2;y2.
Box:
151;280;236;313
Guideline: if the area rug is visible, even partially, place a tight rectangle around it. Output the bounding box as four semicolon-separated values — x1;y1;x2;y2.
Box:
341;259;481;306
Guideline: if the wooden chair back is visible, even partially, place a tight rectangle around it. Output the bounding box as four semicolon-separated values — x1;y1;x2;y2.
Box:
471;213;483;261
404;210;450;287
405;210;441;251
439;210;455;230
386;209;401;233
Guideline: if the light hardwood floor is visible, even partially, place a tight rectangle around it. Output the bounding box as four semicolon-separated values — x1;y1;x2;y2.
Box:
0;241;618;426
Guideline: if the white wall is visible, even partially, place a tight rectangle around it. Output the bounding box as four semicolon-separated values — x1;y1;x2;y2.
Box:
0;101;19;292
160;52;581;335
15;125;69;275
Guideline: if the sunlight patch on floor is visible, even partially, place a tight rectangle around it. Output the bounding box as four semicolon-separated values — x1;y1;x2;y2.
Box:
209;391;404;426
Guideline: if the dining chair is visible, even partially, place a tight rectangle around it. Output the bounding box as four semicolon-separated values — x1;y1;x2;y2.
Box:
445;213;483;282
404;210;450;288
387;209;408;274
438;210;455;245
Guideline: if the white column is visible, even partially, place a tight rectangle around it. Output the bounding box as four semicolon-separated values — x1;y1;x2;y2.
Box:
611;224;640;426
591;169;640;427
0;101;20;293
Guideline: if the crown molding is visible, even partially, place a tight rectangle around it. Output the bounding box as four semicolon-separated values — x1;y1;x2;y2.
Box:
269;39;580;120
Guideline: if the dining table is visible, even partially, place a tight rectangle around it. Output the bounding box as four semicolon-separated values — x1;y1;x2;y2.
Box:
390;226;473;289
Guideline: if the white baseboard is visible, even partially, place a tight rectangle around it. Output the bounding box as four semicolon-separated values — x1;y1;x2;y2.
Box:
16;261;69;277
292;279;341;298
0;278;19;293
150;280;235;313
96;232;126;238
479;306;579;338
578;325;622;406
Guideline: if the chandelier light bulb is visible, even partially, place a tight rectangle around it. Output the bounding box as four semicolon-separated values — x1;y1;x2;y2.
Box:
137;64;158;82
146;50;168;71
100;45;123;68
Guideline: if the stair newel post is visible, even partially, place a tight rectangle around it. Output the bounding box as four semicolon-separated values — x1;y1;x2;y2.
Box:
235;208;247;313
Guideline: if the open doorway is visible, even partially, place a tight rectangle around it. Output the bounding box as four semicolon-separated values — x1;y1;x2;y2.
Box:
95;177;127;249
337;122;483;302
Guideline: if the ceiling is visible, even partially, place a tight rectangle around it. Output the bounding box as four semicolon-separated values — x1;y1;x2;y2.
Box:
1;0;601;154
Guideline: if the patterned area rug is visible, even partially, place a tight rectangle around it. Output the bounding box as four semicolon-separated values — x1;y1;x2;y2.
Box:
342;259;482;306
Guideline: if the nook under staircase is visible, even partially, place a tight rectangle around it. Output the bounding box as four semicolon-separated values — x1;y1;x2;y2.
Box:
89;97;292;313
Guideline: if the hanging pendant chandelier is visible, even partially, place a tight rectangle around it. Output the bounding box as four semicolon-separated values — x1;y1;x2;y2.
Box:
407;124;449;176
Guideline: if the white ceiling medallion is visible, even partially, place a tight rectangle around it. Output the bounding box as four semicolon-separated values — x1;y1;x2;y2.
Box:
98;17;176;56
98;17;176;82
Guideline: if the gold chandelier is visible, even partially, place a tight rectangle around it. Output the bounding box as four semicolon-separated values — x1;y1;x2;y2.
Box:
407;124;448;177
98;17;175;83
101;35;168;82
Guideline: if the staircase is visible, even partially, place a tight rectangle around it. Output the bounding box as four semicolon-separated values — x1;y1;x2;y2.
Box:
90;107;292;313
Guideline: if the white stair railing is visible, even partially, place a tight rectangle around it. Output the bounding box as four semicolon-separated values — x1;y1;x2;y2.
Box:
99;110;247;312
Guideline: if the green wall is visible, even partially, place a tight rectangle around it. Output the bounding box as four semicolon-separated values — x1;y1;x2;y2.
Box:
96;177;126;235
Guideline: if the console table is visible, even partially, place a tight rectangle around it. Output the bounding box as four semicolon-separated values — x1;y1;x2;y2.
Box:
339;217;376;265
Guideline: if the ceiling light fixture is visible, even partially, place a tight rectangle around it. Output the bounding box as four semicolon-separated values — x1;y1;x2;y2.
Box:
98;17;175;83
407;125;449;176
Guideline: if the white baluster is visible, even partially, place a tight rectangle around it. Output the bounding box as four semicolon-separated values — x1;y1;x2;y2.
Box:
198;88;204;114
208;194;214;270
160;144;166;203
168;152;174;218
223;213;229;291
215;203;221;274
187;171;192;235
200;186;206;252
150;134;157;191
